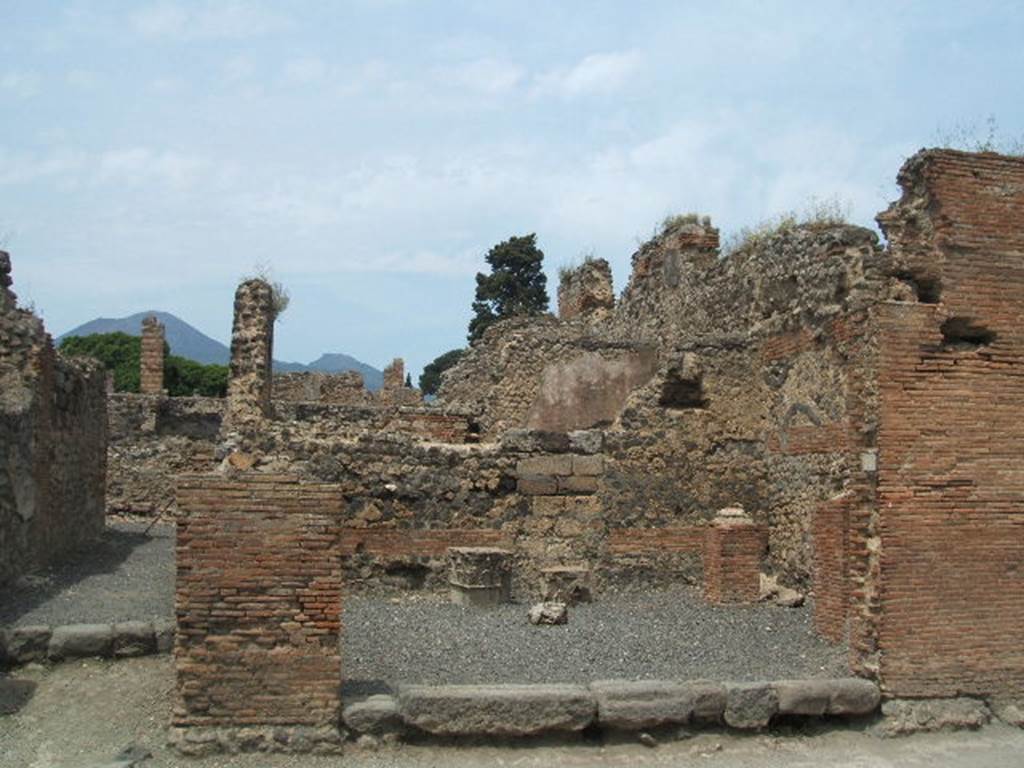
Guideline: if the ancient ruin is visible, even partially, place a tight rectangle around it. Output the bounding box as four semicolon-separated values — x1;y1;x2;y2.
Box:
2;148;1023;754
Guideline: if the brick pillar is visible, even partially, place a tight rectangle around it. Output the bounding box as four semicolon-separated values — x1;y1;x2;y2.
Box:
224;279;274;430
813;492;852;642
382;358;404;391
139;315;165;395
172;474;344;753
703;507;765;604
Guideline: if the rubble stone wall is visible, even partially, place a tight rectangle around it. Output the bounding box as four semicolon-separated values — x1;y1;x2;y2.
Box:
0;251;107;585
272;371;372;405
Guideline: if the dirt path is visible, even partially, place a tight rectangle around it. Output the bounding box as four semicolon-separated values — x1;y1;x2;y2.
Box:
3;657;1024;768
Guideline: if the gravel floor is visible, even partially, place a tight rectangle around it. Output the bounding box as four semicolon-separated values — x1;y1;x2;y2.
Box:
0;519;175;627
1;523;847;698
341;589;848;698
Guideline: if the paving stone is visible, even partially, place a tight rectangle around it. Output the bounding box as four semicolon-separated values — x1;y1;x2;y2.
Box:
398;684;596;735
113;621;156;658
877;697;990;736
48;623;113;660
724;682;778;729
592;680;711;729
343;695;403;734
826;678;880;715
5;625;51;664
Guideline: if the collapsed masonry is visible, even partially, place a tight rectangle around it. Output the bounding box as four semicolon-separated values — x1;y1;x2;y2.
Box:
0;251;107;586
168;148;1024;744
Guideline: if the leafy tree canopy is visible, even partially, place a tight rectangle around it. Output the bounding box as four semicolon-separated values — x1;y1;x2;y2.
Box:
467;233;549;343
58;332;228;397
418;348;465;396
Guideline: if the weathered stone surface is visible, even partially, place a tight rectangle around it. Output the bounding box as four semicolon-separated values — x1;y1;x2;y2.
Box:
826;678;880;715
540;566;592;604
774;678;878;717
113;621;156;658
398;684;596;735
528;602;568;625
153;619;175;654
572;454;604;476
775;586;805;608
4;625;52;664
591;680;725;729
724;682;778;729
558;475;598;494
517;455;573;477
877;697;991;736
568;429;603;454
992;700;1024;728
517;474;558;495
447;547;511;607
343;695;403;734
168;725;344;756
48;624;113;660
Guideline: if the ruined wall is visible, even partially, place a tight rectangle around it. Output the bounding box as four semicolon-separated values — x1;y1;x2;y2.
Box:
107;394;222;516
863;150;1024;698
175;474;343;729
0;251;107;585
223;279;274;433
272;370;372;405
558;257;614;320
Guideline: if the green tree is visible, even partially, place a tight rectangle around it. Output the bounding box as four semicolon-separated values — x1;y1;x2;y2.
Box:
59;332;141;391
467;233;549;343
418;348;465;395
58;332;228;397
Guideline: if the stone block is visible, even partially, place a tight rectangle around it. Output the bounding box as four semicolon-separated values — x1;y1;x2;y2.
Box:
154;619;176;654
447;547;512;607
877;697;990;736
568;430;603;454
450;585;508;608
398;684;596;736
113;621;156;658
826;678;880;715
5;625;51;664
724;682;778;729
343;695;403;734
558;475;598;494
517;474;558;495
591;680;726;729
774;679;831;716
48;623;113;661
572;454;604;476
517;455;574;477
528;602;568;625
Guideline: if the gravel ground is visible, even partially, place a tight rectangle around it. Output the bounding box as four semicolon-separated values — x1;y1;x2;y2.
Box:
0;520;175;628
342;589;848;698
3;657;1024;768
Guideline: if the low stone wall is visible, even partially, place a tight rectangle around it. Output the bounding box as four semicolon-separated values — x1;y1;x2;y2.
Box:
0;620;174;666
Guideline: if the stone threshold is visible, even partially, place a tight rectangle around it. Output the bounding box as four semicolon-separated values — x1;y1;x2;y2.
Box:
0;620;175;666
171;677;881;756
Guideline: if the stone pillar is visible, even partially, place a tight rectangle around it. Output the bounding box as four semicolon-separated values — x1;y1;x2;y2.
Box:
557;258;614;320
447;547;512;607
382;358;404;391
703;507;765;604
139;315;165;395
224;279;274;429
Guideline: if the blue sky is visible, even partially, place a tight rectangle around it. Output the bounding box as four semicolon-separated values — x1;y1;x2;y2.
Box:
3;1;1023;377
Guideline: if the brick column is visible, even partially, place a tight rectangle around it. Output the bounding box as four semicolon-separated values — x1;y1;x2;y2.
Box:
703;507;765;604
224;279;274;430
139;315;165;395
172;474;344;754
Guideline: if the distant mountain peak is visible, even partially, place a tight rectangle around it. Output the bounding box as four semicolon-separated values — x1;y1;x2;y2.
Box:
58;311;383;389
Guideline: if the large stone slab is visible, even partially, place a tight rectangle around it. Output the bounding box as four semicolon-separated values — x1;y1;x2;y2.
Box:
113;621;156;658
4;625;52;664
48;623;113;660
591;680;726;729
398;684;596;736
343;695;403;734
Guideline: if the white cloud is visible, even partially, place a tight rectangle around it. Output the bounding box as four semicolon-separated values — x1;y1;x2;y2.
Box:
132;1;284;41
0;71;41;98
434;58;525;94
283;56;328;85
534;51;642;97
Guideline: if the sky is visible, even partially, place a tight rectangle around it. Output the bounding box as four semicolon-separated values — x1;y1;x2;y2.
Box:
2;1;1023;378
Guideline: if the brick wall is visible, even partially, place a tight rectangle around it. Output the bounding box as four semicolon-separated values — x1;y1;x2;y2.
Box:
139;315;164;395
869;150;1024;697
703;517;766;604
175;474;344;727
813;492;852;642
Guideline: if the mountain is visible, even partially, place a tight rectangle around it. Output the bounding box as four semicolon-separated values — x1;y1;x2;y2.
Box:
58;311;384;390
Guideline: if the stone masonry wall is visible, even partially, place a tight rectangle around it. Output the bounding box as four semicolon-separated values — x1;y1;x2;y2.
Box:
223;279;274;433
272;371;372;405
558;258;614;320
139;315;165;395
0;250;107;585
174;474;344;729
